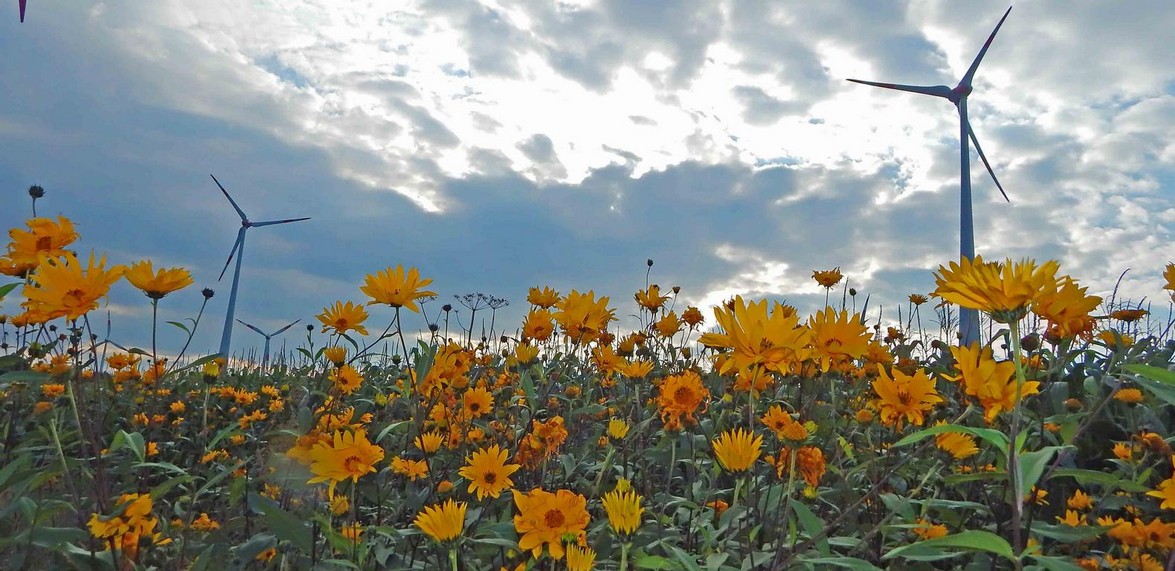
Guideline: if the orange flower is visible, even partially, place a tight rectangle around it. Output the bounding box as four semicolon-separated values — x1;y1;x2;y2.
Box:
512;488;589;560
361;265;436;312
698;296;811;377
124;260;193;299
526;286;560;308
807;307;871;372
1032;278;1100;339
811;268;843;289
521;308;556;341
22;252;124;321
306;429;385;496
0;216;79;277
655;370;709;428
317;301;370;336
945;344;1038;424
933;256;1060;323
872;366;942;430
634;284;670;312
552;290;615;345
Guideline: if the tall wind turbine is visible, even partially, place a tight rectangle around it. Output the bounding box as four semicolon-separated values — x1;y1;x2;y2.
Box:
211;174;310;360
848;6;1012;347
236;318;301;371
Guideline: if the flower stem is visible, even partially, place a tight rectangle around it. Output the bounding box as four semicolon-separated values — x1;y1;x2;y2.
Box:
1007;320;1027;556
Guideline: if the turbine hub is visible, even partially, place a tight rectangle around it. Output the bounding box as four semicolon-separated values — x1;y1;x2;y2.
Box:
950;84;972;103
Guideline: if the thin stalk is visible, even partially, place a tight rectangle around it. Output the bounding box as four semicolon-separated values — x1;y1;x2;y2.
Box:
1007;320;1027;556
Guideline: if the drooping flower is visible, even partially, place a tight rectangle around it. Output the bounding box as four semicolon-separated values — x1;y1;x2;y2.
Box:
512;488;590;560
414;499;467;543
0;216;79;277
777;446;826;486
945;344;1038;424
458;444;521;500
712;428;763;473
1110;308;1149;322
872;365;942;430
1165;263;1175;301
1031;278;1100;339
391;456;429;480
124;260;194;299
527;286;560;309
552;290;615;345
932;256;1061;323
306;429;385;496
807;307;871;373
681;306;704;327
601;487;644;536
317;301;370;336
361;265;436;312
698;296;811;377
760;405;808;442
516;416;569;467
908;293;929;305
22;252;124;321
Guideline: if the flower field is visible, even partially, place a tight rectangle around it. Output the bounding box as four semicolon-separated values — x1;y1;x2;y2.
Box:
3;195;1175;570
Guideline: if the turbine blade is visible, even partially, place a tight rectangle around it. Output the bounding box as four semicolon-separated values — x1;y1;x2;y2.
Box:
961;6;1012;87
210;174;248;221
218;228;246;281
846;79;953;98
251;217;311;227
19;0;26;21
236;319;267;336
967;122;1010;203
273;319;302;335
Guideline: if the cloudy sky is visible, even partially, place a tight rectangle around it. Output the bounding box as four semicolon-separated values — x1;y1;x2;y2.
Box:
2;1;1173;359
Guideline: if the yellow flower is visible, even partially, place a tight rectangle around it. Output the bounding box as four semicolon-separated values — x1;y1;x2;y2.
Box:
514;342;540;365
712;428;763;473
0;216;79;277
698;296;811;377
317;301;370;336
21;252;124;321
807;307;871;373
635;284;670;312
521;308;556;341
1067;489;1093;511
908;293;929;305
619;359;654;379
1026;487;1048;506
323;346;347;366
1165;263;1175;300
912;518;948;540
934;423;979;459
566;544;597;571
414;499;467;543
361;265;436;312
759;405;807;442
391;456;429;480
602;488;644;535
932;256;1060;323
1056;510;1087;526
812;268;843;289
1147;456;1175;509
340;522;363;542
526;286;560;309
606;418;630;440
306;429;385;497
329;493;350;516
1096;329;1133;349
190;513;221;532
681;306;704;327
414;430;444;454
945;344;1037;424
462;386;495;419
655;370;709;428
653;311;682;337
124;260;194;299
1032;278;1100;339
329;364;363;395
552;290;615;345
1110;308;1148;322
1114;388;1144;404
871;366;942;430
777;446;826;486
512;488;590;560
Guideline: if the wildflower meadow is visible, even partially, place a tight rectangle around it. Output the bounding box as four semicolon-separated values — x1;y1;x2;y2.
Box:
2;187;1175;570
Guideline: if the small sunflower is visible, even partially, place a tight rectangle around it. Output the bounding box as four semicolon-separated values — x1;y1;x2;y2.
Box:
414;498;467;543
601;487;644;536
317;301;369;336
124;260;194;299
361;265;436;312
458;444;520;500
712;428;763;473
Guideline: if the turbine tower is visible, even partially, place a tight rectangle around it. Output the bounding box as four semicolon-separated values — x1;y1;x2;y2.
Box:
211;174;309;360
848;6;1012;347
236;318;301;371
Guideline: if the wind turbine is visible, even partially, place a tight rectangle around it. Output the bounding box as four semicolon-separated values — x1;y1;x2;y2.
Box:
211;174;310;360
848;6;1012;347
236;318;301;371
18;0;26;21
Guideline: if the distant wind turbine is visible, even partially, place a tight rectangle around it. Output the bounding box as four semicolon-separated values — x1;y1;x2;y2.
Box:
236;318;301;371
210;174;310;359
18;0;26;22
848;6;1013;347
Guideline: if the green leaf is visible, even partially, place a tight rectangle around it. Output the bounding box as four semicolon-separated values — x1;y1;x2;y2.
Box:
1025;554;1088;571
800;557;884;571
166;320;191;334
110;430;146;463
1124;364;1175;406
892;423;1009;450
253;495;312;554
632;554;678;570
792;500;829;556
0;282;18;300
1051;468;1149;493
884;530;1016;563
0;370;50;386
1029;522;1112;543
170;353;221;376
1019;446;1071;494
